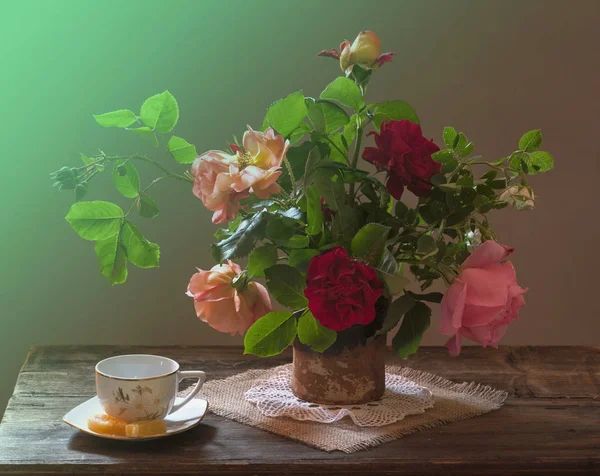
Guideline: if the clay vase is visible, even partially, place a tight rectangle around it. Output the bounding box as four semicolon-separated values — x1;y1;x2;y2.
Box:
290;298;389;405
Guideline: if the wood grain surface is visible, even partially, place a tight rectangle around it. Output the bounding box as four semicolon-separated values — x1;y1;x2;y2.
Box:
0;345;598;475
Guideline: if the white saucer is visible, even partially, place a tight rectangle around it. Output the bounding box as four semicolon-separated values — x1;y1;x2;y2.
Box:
63;396;209;441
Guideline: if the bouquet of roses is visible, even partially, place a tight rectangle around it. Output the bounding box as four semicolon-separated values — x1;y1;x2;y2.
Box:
51;30;552;358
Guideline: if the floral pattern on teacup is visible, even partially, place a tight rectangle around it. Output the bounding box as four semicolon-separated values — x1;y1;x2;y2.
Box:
112;385;167;421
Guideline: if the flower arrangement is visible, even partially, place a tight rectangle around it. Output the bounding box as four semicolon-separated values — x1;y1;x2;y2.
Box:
52;30;553;361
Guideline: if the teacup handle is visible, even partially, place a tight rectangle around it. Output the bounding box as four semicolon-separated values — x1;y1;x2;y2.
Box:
170;370;206;414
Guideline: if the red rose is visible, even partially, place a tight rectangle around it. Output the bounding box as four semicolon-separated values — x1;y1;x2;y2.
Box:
362;120;441;199
304;247;384;331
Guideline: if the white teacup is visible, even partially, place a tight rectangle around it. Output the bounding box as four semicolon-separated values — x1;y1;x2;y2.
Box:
95;354;206;423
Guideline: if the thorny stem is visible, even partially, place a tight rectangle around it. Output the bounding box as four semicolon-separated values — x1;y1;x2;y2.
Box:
283;156;297;197
81;154;194;184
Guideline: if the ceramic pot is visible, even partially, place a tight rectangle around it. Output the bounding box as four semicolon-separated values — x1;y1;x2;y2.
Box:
290;298;389;405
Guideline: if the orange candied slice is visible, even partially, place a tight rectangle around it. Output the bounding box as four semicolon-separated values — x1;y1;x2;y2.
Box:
87;413;127;436
125;419;166;438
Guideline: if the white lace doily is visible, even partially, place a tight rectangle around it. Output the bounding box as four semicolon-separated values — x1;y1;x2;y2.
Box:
244;364;434;427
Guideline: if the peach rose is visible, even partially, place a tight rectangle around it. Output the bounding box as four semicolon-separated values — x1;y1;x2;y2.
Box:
440;241;528;356
191;152;248;224
231;127;289;199
186;261;272;336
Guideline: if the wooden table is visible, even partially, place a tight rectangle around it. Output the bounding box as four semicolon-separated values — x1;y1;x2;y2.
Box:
0;346;598;475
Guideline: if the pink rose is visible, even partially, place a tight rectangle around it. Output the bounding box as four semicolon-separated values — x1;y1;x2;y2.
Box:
186;261;272;336
440;241;528;356
191;152;248;224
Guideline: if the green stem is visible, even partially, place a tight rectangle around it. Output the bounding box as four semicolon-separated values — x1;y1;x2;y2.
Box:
283;156;297;197
129;155;194;184
125;177;166;217
81;155;194;184
349;126;363;196
351;127;364;169
470;161;505;172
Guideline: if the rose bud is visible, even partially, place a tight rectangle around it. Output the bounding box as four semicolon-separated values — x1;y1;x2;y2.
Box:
341;30;381;72
500;185;535;210
318;30;394;74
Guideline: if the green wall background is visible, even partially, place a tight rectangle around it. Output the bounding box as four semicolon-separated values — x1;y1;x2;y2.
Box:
1;0;599;418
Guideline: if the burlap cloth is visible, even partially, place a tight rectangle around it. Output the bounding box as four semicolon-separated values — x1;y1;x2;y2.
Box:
187;364;507;453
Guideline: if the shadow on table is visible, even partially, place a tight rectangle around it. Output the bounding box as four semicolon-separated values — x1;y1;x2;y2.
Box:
67;422;218;457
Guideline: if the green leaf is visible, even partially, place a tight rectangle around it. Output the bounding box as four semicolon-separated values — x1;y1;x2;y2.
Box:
265;90;308;137
430;174;447;186
351;223;391;266
93;109;137;128
266;216;307;248
136;193;159;218
289;122;312;144
395;201;409;219
372;100;419;130
432;149;455;163
65;201;123;241
95;231;128;285
490;179;508;189
307;100;350;133
528;151;554;174
320;77;364;111
298;311;337;352
473;195;491;211
417;235;437;254
264;264;308;308
248;245;278;278
313;168;358;245
113;160;140;198
128;126;158;147
408;291;443;303
306;185;324;236
441;157;459;173
377;294;415;336
518;129;543;152
302;144;324;185
244;311;297;357
443;127;457;148
280;141;315;191
140;90;179;133
167;136;198;164
392;302;431;358
454;133;469;151
376;248;409;296
288;249;318;272
121;221;160;268
457;175;474;187
323;133;350;163
456;142;474;157
211;210;269;261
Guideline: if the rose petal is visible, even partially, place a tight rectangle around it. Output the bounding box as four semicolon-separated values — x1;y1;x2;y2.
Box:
461;266;512;307
375;51;395;66
440;279;467;334
462;241;514;269
445;333;462;356
386;174;405;200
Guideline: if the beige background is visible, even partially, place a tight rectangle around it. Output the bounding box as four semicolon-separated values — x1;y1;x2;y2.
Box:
1;0;599;418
